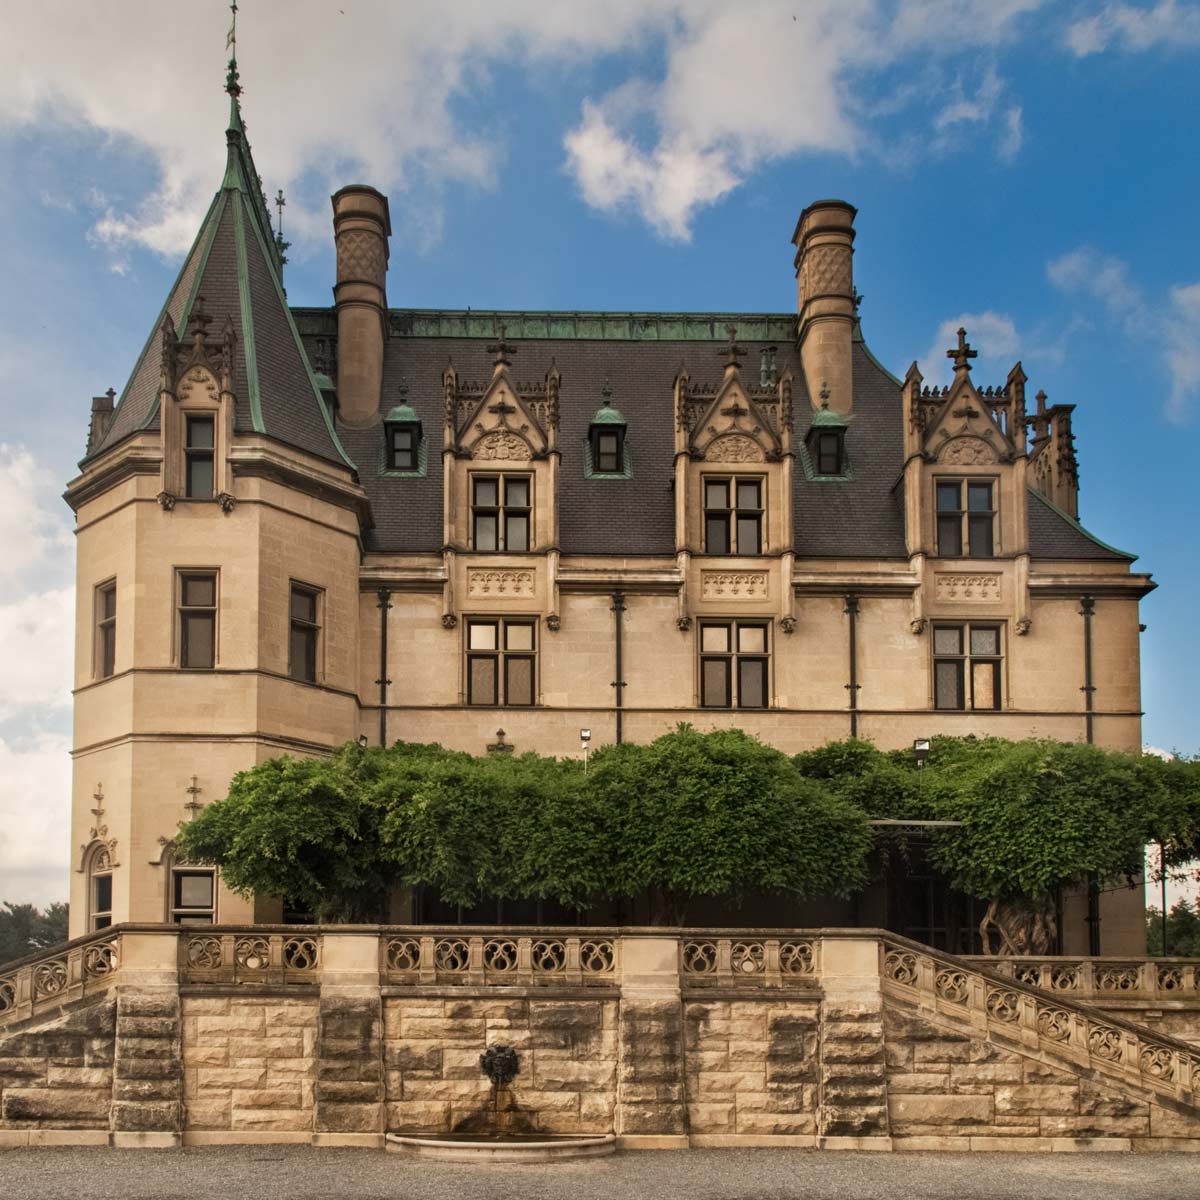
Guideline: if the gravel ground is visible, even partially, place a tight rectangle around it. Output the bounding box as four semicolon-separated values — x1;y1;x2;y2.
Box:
2;1147;1199;1200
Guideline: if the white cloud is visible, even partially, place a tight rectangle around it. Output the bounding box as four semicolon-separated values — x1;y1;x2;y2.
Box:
0;1;1048;254
919;311;1022;384
0;445;74;584
0;732;72;908
998;105;1024;161
1065;1;1200;56
1047;247;1200;422
0;587;74;720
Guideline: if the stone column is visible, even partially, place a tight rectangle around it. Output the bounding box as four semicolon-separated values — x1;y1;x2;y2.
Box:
817;936;891;1148
315;933;384;1146
111;930;184;1148
615;936;688;1147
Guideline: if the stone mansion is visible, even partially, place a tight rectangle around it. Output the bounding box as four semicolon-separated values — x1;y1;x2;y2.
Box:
64;79;1154;952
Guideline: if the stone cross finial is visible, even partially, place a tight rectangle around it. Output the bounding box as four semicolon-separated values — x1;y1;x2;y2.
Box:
819;381;831;409
719;324;746;370
601;379;613;405
947;327;978;374
184;776;204;820
487;323;517;369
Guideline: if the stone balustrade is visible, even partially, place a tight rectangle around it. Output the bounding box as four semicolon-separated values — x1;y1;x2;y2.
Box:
3;926;1200;1150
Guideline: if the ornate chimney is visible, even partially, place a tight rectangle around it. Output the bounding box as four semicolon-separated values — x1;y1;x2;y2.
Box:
792;200;857;416
331;186;391;427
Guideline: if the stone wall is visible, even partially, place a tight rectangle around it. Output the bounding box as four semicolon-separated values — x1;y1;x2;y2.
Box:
384;996;618;1136
182;995;316;1134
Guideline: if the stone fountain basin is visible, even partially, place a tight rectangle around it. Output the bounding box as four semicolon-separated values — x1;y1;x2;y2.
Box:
385;1132;617;1163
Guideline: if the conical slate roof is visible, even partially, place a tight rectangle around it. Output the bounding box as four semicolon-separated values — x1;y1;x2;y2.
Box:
87;93;353;471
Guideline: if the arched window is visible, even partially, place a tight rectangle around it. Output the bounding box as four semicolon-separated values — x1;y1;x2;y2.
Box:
87;845;114;930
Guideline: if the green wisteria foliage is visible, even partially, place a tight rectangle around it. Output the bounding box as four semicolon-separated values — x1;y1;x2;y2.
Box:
176;730;1200;924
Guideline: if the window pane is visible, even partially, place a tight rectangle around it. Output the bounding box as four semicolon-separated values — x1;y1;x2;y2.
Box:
818;433;840;474
701;658;729;707
933;626;962;656
474;513;497;551
706;515;730;554
701;624;730;653
505;477;529;508
187;417;214;449
738;658;766;708
705;480;728;509
736;515;761;555
505;513;529;552
506;656;534;706
598;433;617;456
186;455;214;498
936;482;961;512
970;627;999;656
967;483;993;512
183;575;215;607
505;622;534;651
473;477;498;507
101;625;116;678
101;586;117;620
937;514;962;556
468;622;497;650
178;915;213;926
290;588;317;622
738;625;766;654
393;429;413;451
468;656;497;705
182;613;215;668
177;873;214;908
598;450;618;472
972;660;998;710
736;480;761;510
968;515;994;557
93;873;112;913
93;915;113;930
934;660;964;710
290;628;316;682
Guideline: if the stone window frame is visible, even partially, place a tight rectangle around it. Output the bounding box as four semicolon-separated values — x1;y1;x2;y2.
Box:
935;476;998;559
932;622;1003;711
176;568;220;670
471;472;533;553
169;865;217;925
464;616;538;707
86;843;114;931
94;577;117;680
288;580;324;684
703;475;765;556
698;619;771;709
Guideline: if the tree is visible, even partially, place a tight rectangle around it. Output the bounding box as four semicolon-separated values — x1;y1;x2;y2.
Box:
588;726;872;923
1146;899;1200;957
0;901;69;966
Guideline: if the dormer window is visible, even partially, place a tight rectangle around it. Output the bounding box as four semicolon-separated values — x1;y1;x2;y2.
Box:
816;430;844;476
383;399;423;473
586;387;629;477
804;402;848;479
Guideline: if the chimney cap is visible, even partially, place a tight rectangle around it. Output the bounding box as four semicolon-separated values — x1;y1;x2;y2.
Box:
792;198;857;245
331;184;392;236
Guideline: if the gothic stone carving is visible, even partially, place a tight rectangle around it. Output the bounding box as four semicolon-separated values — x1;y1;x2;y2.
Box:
704;434;765;463
701;571;768;600
938;436;997;465
934;573;1001;603
467;568;535;598
177;365;219;404
473;431;532;461
801;243;852;298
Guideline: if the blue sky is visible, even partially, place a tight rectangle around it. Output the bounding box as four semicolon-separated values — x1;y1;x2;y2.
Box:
1;1;1198;906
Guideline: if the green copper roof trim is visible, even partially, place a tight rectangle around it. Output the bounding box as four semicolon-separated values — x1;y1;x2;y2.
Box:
384;403;419;424
290;307;797;343
583;439;633;481
590;403;627;425
240;185;356;470
232;198;264;434
809;405;848;428
1028;487;1136;561
853;318;902;386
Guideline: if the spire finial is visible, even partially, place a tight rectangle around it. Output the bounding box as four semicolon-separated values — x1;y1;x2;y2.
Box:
719;324;746;371
487;322;517;370
225;2;241;97
819;381;830;409
946;326;978;374
601;378;613;404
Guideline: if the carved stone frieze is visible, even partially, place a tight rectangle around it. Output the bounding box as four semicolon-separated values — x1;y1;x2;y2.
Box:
336;229;385;283
472;431;532;461
177;365;218;404
701;571;768;600
704;434;765;463
934;573;1002;603
467;568;536;598
800;243;852;298
938;436;997;466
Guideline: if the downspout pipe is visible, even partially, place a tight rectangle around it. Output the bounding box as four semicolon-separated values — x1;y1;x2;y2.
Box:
1080;594;1100;954
844;593;860;739
376;587;392;748
612;590;626;745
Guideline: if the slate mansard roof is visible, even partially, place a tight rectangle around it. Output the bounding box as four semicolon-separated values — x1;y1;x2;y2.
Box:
293;310;1131;563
